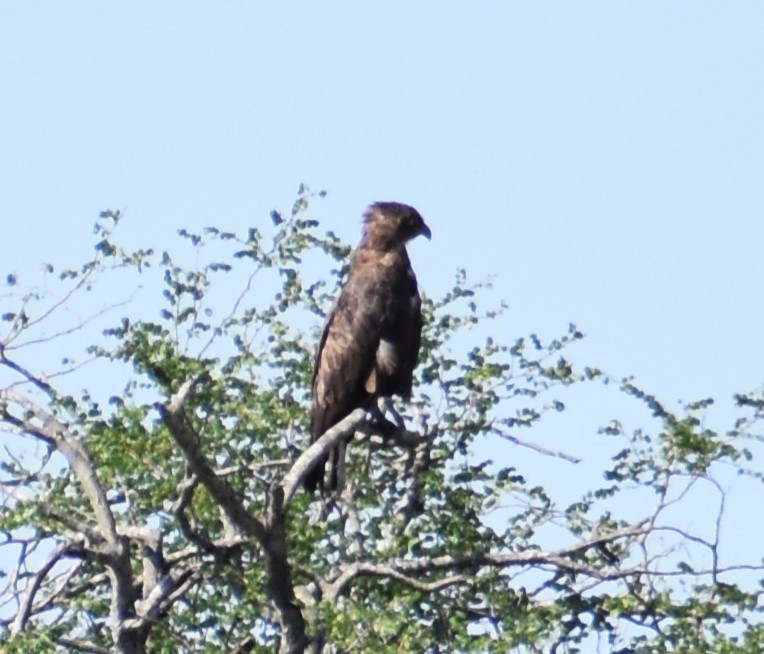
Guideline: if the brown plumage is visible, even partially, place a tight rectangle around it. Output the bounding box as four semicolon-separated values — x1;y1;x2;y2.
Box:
304;202;431;492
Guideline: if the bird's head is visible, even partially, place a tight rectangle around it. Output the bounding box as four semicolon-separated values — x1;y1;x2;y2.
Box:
362;201;431;250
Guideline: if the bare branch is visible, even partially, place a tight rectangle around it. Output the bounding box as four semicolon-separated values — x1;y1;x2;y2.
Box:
493;426;581;464
10;542;71;636
0;348;56;398
26;558;84;618
215;460;291;477
59;637;114;654
5;259;99;338
10;291;138;352
129;567;198;627
200;261;264;357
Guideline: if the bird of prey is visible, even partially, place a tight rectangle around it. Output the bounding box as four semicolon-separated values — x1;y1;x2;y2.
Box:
304;201;431;492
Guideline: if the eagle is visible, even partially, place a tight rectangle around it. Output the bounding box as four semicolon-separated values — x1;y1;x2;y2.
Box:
304;201;431;492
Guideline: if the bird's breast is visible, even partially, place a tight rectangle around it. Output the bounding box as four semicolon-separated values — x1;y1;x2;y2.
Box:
364;339;398;394
376;339;398;373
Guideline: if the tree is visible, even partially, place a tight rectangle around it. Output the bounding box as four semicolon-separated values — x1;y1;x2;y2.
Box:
0;187;762;653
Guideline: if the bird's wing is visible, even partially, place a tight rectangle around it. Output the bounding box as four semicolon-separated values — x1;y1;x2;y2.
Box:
311;255;387;442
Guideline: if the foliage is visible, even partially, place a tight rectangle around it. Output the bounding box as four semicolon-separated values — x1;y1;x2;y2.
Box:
0;187;762;653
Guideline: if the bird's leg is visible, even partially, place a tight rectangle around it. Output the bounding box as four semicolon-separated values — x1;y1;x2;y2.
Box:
333;439;347;495
378;396;406;431
321;438;347;497
318;495;336;522
366;397;402;439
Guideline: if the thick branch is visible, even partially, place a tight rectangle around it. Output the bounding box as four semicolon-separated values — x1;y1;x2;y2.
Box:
38;502;105;550
125;567;199;629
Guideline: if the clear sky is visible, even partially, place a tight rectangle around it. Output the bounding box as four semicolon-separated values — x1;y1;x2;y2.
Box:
2;2;763;400
1;0;763;633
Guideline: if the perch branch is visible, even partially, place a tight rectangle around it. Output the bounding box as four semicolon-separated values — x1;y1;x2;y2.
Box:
280;408;367;508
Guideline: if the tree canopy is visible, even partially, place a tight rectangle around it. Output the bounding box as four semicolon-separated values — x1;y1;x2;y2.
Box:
0;188;762;654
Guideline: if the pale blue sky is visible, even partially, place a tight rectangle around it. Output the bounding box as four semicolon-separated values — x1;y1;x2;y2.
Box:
2;2;763;401
1;0;763;633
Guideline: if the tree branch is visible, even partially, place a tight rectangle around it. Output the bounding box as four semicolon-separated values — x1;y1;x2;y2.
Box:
10;543;71;637
159;378;308;653
329;522;655;602
328;562;469;600
0;346;57;397
0;390;119;548
156;378;266;542
59;637;114;654
493;426;581;463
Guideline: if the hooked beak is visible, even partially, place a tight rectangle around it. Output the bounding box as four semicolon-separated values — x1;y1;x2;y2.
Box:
420;223;432;240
